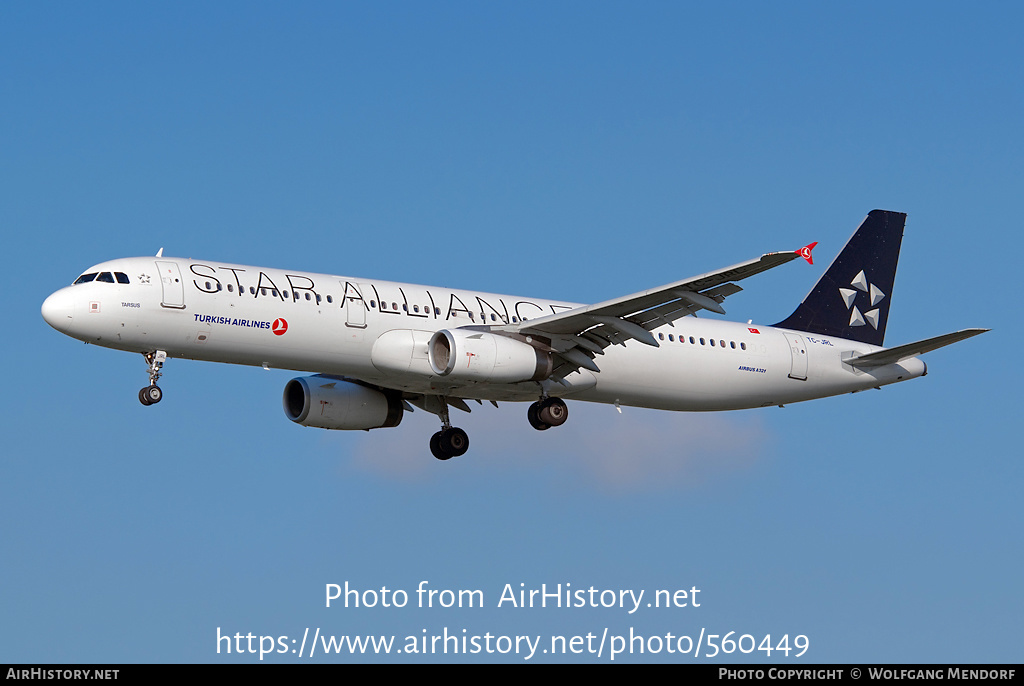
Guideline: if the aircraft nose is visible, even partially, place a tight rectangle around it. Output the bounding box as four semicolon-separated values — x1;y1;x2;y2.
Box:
41;288;75;332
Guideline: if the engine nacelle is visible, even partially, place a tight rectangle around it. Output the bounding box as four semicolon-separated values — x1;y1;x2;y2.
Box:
283;376;403;430
428;329;552;383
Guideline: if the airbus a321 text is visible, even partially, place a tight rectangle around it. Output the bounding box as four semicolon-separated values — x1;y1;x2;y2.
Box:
42;210;986;460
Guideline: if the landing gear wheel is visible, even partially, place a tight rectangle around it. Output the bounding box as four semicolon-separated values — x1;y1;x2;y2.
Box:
430;432;450;460
139;385;162;406
430;427;469;460
528;402;550;431
538;397;568;427
443;427;469;457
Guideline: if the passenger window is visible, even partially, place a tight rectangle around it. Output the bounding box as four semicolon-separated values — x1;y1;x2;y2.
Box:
250;287;256;295
74;273;97;284
689;336;695;344
283;291;289;299
668;334;674;342
730;341;736;349
658;333;665;341
306;293;312;301
720;340;725;348
115;272;130;284
700;338;705;345
227;284;234;293
96;272;114;283
710;339;715;347
414;305;420;313
326;295;333;304
741;342;747;350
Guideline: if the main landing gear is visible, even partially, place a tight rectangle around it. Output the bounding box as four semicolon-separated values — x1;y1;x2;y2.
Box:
429;399;469;460
426;395;568;460
430;427;469;461
138;350;167;406
527;397;568;431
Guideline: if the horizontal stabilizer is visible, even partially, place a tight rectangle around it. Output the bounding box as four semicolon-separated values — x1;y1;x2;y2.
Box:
847;329;989;369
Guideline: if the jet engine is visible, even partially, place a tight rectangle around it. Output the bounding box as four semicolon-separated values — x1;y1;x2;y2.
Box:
283;376;403;430
428;329;552;383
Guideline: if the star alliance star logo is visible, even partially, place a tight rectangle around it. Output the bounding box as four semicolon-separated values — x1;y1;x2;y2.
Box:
839;270;885;329
138;273;151;284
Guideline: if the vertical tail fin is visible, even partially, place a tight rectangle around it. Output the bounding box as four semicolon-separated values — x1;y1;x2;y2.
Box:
774;210;906;346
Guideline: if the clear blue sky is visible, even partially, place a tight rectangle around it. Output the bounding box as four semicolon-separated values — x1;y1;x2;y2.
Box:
2;2;1020;663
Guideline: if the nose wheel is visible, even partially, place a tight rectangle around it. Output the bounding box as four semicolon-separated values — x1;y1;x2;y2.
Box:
139;350;167;406
139;385;163;406
528;397;568;431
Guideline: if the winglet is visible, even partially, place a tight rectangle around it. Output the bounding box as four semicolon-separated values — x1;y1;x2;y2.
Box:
796;242;817;265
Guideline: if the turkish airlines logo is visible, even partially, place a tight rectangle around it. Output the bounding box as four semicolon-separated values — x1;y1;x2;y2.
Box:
272;318;289;336
797;241;817;264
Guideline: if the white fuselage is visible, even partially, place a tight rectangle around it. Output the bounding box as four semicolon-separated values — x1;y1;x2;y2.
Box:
41;256;926;412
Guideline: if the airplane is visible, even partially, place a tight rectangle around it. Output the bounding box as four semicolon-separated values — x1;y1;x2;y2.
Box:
41;210;986;460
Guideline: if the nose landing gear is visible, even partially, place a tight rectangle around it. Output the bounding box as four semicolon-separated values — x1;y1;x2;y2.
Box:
139;350;167;406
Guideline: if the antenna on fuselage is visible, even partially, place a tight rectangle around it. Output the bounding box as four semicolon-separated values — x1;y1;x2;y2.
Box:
156;248;164;257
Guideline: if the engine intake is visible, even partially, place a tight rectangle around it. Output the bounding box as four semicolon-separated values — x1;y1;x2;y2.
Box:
428;329;552;383
283;376;403;430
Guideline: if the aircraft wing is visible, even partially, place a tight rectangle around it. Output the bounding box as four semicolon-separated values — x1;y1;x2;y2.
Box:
494;246;812;380
847;329;989;369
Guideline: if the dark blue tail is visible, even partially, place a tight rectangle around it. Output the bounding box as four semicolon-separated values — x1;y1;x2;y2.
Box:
774;210;906;346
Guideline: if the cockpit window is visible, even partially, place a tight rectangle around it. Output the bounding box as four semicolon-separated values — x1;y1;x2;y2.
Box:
74;271;129;284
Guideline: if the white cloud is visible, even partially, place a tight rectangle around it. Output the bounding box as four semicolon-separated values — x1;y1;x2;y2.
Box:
344;400;771;494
